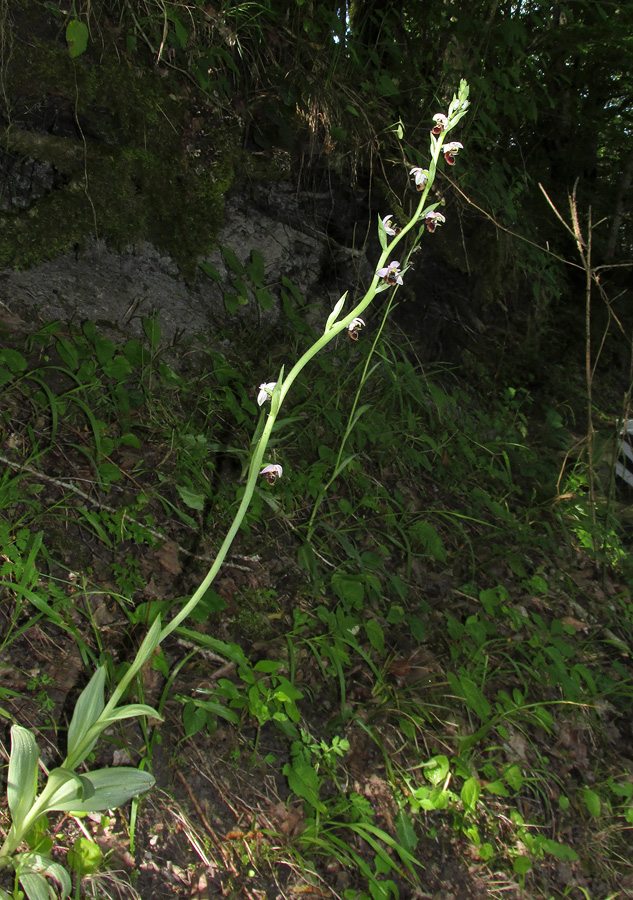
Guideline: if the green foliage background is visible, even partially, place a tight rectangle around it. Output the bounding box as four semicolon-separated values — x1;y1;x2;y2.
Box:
2;5;633;894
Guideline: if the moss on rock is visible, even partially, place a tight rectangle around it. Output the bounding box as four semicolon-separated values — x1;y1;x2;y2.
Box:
1;7;237;277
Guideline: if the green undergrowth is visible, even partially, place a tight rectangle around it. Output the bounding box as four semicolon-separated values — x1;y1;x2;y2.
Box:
1;306;633;900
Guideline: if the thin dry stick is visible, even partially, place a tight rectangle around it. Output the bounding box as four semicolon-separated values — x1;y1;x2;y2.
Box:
540;183;600;546
568;186;598;546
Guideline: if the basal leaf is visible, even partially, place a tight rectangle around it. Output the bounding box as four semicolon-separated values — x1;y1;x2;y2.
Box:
66;668;106;760
8;726;40;827
49;768;155;812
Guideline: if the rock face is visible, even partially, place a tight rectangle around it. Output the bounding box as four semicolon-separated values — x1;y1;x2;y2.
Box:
0;0;476;360
0;185;374;344
0;150;475;361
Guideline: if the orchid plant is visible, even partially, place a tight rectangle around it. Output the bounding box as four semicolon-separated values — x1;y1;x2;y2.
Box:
0;80;469;900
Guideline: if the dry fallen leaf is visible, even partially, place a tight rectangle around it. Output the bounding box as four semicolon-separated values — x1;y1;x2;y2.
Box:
156;541;182;575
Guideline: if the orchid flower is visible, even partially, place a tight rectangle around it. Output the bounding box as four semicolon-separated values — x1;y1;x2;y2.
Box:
376;261;403;285
425;212;446;233
347;317;365;341
410;167;429;191
431;113;448;135
382;214;397;236
443;141;463;165
260;464;283;484
257;382;277;406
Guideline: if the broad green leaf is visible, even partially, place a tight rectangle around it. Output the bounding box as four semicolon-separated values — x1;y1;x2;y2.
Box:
365;619;385;654
583;788;601;818
0;348;27;372
427;786;451;809
56;338;78;370
66;668;106;760
540;838;578;861
513;856;532;876
199;261;222;282
503;764;524;791
67;837;103;875
98;463;121;487
221;245;246;276
484;779;509;796
375;72;398;97
31;855;71;898
283;760;326;813
247;249;266;287
395;808;418;854
231;277;250;300
297;542;318;581
49;768;155;812
461;776;481;811
103;355;132;380
448;672;491;720
25;816;53;854
142;316;161;348
8;726;40;827
424;755;449;786
254;660;282;674
18;871;53;900
66;19;88;57
175;484;206;510
256;287;274;310
281;274;302;304
100;702;162;725
39;769;93;812
409;520;446;563
185;698;239;726
183;701;208;737
281;291;309;333
331;572;364;606
479;587;501;614
607;778;633;799
478;842;494;860
166;10;188;48
119;432;141;448
275;676;303;702
94;334;115;366
174;627;248;666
